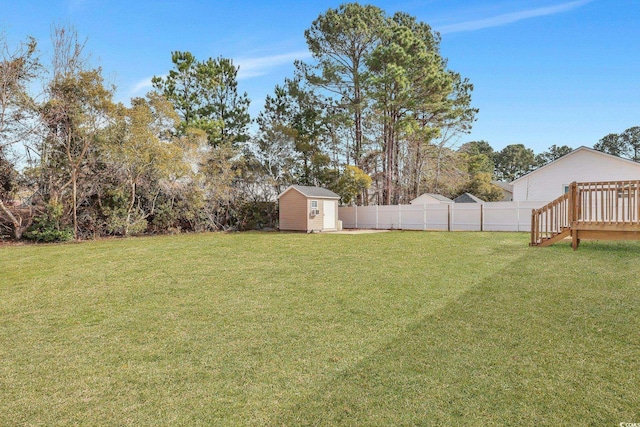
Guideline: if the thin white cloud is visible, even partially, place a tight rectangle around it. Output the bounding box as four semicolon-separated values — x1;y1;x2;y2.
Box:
235;50;312;80
127;50;310;97
130;77;156;95
438;0;594;34
66;0;88;13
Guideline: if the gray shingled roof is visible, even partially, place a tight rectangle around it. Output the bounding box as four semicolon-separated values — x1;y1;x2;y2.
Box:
491;181;513;192
453;193;485;203
285;185;340;199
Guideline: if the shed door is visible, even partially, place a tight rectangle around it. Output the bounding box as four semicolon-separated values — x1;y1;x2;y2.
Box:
323;200;336;229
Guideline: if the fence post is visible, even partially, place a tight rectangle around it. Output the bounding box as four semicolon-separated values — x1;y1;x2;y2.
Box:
480;204;484;232
531;209;536;245
376;205;379;229
448;204;451;232
516;201;520;232
355;205;358;229
423;204;427;230
398;204;402;229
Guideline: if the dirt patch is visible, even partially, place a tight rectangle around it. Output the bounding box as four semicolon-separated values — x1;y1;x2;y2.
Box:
329;229;391;234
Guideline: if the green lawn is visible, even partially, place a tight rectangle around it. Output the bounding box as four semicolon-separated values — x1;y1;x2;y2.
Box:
1;231;639;426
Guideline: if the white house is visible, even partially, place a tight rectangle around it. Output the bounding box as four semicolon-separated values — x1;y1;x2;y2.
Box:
491;181;513;201
409;193;454;204
511;146;640;201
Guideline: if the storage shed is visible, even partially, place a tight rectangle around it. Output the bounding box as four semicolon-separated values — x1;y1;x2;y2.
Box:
278;185;340;232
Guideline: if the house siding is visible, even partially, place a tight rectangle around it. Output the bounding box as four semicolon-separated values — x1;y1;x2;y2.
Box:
498;188;513;202
513;148;640;202
492;182;513;201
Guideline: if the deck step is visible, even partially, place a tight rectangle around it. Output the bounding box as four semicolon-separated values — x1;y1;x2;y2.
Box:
531;180;640;249
530;227;570;247
537;229;571;247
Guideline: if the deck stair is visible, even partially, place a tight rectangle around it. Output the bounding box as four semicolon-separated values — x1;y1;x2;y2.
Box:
531;180;640;249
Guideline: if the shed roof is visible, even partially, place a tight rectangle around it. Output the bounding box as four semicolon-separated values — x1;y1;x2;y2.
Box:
277;185;340;200
453;193;485;203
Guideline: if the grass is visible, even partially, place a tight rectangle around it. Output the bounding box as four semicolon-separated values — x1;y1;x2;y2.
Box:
1;231;639;426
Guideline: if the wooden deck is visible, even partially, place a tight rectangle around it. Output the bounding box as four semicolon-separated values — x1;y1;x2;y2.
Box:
531;180;640;249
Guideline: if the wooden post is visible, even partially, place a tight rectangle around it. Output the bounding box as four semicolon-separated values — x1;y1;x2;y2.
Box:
531;209;536;246
568;182;577;224
569;182;578;249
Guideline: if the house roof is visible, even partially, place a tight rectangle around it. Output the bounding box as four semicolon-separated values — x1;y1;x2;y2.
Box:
491;181;513;192
511;146;640;184
453;193;485;203
425;193;453;202
410;193;454;203
277;185;340;200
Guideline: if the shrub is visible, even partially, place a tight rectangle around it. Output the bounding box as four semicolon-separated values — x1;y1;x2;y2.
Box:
23;202;74;243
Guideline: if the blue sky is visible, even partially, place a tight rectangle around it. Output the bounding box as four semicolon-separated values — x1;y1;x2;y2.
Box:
1;0;638;153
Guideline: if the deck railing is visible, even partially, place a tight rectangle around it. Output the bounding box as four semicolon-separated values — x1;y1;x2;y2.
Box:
531;180;640;246
530;191;571;246
575;181;640;224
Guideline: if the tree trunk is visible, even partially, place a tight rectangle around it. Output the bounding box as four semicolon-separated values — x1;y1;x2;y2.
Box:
383;120;391;205
354;108;362;166
125;181;137;237
354;70;363;169
72;169;78;240
411;140;422;200
0;200;27;239
393;118;400;204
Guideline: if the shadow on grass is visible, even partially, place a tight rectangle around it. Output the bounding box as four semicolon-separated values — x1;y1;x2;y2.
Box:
534;239;640;254
576;240;640;254
269;246;640;426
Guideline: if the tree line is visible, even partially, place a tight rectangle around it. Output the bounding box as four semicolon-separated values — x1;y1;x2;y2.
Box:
1;4;638;241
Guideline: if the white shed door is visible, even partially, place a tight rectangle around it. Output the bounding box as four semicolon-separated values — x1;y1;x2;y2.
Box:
323;200;336;229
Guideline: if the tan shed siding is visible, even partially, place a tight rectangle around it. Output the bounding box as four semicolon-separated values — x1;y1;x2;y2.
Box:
308;199;324;231
279;190;309;231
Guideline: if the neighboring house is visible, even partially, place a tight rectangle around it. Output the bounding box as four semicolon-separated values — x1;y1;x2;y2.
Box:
453;193;485;204
278;185;340;232
491;181;513;201
511;146;640;201
409;193;454;204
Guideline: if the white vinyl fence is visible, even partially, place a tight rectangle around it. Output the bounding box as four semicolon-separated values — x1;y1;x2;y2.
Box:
339;201;547;232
